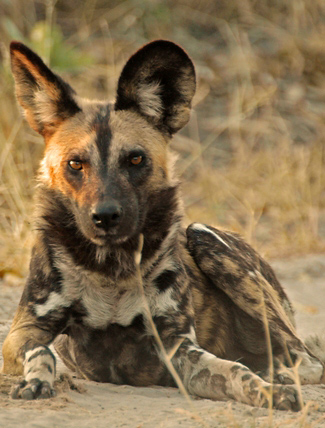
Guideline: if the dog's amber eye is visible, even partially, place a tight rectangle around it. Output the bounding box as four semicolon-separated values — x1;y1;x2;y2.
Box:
68;160;83;171
130;155;143;165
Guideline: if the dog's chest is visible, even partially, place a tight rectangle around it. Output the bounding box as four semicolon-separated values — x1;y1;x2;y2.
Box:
78;279;144;329
57;262;145;329
36;254;180;330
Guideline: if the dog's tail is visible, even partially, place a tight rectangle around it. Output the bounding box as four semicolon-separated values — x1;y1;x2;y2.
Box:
305;335;325;366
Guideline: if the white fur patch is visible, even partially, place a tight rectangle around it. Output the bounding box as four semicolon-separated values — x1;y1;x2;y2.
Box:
191;223;231;249
95;246;109;264
180;326;197;343
86;286;143;327
35;291;70;317
151;287;179;317
137;82;163;118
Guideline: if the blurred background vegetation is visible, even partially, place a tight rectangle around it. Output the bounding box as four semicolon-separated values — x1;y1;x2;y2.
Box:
0;0;325;279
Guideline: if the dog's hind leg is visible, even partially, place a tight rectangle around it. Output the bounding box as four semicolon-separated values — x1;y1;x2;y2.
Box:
186;223;324;385
168;333;302;410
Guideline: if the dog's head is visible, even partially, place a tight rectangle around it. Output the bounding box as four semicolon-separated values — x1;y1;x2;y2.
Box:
10;40;196;245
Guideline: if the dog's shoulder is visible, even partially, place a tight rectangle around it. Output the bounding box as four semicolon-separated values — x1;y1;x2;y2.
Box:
186;222;295;323
186;222;275;280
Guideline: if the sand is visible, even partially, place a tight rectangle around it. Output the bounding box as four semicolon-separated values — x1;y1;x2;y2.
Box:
1;254;325;427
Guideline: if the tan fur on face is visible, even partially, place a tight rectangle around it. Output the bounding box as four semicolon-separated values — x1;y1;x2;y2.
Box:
41;128;97;193
38;103;103;203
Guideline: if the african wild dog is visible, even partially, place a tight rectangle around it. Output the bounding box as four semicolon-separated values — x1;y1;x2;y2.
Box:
2;40;324;410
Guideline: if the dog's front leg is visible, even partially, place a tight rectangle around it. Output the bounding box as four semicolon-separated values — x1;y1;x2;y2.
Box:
3;328;56;399
171;338;301;411
2;295;69;399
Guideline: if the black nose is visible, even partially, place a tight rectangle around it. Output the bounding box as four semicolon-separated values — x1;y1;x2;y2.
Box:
92;202;122;230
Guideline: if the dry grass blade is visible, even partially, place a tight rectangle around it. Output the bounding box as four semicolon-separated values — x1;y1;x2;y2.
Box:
260;294;274;425
134;235;209;428
134;239;188;400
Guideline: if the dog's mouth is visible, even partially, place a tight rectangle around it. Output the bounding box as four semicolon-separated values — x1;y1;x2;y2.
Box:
90;228;132;246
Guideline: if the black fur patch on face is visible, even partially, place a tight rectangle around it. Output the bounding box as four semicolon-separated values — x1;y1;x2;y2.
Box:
91;105;112;168
63;161;85;191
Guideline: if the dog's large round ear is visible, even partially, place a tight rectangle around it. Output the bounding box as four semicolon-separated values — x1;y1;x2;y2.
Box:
115;40;196;136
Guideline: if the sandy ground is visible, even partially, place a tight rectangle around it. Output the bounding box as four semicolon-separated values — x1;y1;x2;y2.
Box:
1;255;325;427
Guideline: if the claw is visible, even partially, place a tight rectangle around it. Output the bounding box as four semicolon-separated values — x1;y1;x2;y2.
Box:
31;384;39;394
11;381;27;399
287;394;297;403
21;388;34;400
39;381;52;398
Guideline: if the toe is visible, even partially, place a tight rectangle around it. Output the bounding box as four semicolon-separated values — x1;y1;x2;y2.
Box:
21;388;35;400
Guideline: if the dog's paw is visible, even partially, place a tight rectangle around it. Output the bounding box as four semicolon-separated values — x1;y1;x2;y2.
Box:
11;378;56;400
263;384;302;411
